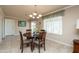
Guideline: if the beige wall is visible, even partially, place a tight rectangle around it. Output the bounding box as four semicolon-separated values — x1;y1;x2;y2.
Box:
0;8;4;42
28;20;31;29
15;19;30;35
63;6;79;45
43;6;79;47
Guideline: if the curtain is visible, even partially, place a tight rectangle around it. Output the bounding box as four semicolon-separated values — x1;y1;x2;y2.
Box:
43;10;64;19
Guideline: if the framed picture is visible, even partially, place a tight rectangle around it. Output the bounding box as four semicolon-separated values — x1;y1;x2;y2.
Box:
18;20;26;27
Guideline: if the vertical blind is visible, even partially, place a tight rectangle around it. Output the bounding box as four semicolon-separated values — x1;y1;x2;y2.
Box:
43;10;64;35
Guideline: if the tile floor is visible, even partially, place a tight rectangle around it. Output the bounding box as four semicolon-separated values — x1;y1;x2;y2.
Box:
0;35;73;53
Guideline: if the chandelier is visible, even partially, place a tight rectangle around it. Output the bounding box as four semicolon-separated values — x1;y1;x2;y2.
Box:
29;5;42;19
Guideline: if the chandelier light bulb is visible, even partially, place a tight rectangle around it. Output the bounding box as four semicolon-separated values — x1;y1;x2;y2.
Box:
29;15;32;17
29;5;42;19
37;16;39;19
39;14;42;17
32;16;35;19
33;12;37;16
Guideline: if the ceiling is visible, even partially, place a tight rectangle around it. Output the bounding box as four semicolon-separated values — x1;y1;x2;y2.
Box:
1;5;68;20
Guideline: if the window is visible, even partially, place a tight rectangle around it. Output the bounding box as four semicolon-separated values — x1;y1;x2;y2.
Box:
31;21;36;33
44;16;62;35
53;16;62;34
43;11;64;35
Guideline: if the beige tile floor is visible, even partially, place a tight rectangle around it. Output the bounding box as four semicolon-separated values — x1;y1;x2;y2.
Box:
0;35;73;53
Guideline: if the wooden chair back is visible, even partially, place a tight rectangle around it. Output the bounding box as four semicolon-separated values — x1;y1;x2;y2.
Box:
38;31;46;41
26;32;31;39
19;31;23;46
42;32;46;41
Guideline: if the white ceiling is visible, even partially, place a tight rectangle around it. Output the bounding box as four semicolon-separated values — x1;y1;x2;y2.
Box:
1;5;68;20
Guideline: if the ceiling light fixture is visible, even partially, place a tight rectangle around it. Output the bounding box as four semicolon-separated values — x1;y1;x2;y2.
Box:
29;5;42;19
29;15;33;17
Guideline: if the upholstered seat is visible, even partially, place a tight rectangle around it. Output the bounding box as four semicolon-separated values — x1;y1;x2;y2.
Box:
34;40;43;44
23;39;32;44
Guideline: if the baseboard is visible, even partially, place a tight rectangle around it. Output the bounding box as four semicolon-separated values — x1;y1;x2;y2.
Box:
46;37;73;47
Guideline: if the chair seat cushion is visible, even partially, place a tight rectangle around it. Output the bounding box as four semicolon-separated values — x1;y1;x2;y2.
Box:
34;40;43;44
23;40;32;43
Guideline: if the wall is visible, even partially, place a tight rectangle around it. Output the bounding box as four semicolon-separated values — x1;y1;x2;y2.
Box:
43;6;79;47
15;19;30;35
0;8;4;42
62;6;79;45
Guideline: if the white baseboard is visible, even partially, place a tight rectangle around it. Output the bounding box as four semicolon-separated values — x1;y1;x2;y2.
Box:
46;37;73;47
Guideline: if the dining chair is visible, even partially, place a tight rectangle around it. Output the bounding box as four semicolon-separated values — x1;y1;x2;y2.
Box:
33;31;46;53
26;29;32;40
40;29;45;32
19;31;32;53
26;29;31;32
